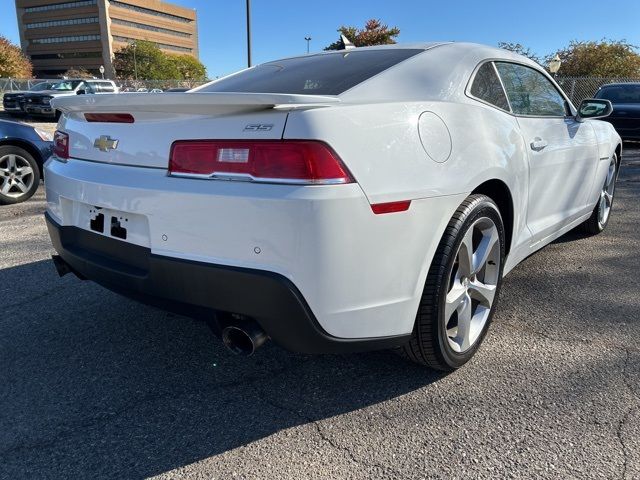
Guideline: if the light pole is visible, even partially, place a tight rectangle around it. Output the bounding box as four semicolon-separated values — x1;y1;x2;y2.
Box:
305;36;312;54
246;0;252;67
548;54;561;78
132;42;138;81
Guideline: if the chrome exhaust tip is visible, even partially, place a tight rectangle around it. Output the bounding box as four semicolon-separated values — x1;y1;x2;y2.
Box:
221;320;268;356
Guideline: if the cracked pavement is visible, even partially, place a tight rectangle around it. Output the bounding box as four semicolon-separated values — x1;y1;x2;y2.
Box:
0;148;638;479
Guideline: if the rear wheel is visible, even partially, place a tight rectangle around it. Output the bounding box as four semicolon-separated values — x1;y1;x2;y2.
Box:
0;146;41;205
399;194;505;370
581;153;618;234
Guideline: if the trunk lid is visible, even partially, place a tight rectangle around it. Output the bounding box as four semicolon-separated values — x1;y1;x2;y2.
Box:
52;92;339;168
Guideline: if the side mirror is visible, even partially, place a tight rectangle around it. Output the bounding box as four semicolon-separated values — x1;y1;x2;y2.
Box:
576;99;613;122
76;89;86;95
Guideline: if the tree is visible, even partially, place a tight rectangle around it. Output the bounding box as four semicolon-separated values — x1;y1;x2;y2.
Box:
113;40;173;80
548;40;640;77
0;35;32;78
168;54;206;80
498;42;541;65
113;40;207;80
62;67;93;78
325;19;400;50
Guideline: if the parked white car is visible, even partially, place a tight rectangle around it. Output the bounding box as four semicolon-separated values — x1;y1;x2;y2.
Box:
45;43;620;370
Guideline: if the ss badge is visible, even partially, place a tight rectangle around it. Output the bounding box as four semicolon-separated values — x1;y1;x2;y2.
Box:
244;124;274;131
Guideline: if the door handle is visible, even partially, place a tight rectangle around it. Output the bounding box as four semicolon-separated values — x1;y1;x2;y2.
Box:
530;137;548;151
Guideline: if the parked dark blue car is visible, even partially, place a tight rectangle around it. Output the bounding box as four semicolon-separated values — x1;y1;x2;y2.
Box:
0;119;53;205
594;83;640;141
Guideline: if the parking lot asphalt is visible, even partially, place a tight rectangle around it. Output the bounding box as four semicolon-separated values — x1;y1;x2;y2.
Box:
0;145;639;479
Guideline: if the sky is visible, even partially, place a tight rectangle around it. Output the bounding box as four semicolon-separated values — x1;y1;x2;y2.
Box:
1;0;640;78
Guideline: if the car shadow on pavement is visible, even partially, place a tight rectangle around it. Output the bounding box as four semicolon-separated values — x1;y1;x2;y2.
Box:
0;259;443;479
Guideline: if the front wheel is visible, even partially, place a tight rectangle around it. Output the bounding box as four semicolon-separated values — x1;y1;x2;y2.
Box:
581;153;618;234
399;194;506;371
0;146;41;205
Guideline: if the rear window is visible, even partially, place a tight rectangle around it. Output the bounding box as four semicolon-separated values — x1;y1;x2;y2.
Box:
92;81;115;93
595;85;640;104
200;49;424;95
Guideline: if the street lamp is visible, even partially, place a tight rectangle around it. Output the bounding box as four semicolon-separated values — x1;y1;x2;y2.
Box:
132;42;138;81
548;54;561;77
246;0;252;67
304;36;312;54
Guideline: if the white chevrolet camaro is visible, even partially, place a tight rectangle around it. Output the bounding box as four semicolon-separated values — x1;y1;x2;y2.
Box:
46;42;621;370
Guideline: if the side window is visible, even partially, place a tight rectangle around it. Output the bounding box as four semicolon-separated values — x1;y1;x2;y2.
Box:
81;82;95;94
469;62;510;111
97;82;115;93
495;62;567;116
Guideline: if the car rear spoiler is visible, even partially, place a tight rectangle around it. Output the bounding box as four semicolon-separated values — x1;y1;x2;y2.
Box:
51;92;341;115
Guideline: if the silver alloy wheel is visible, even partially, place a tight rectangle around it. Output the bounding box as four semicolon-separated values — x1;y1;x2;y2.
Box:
598;155;617;228
0;153;35;199
444;217;501;353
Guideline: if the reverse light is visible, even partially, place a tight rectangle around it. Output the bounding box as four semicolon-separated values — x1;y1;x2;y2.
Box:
53;130;69;160
169;140;354;184
371;200;411;214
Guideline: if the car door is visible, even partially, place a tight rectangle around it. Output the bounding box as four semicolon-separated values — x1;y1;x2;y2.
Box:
495;62;599;243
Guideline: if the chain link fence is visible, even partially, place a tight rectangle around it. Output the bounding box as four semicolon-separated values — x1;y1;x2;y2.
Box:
2;76;640;104
555;76;640;105
0;78;208;96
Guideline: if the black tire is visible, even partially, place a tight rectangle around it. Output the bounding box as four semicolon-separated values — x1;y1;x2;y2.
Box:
0;145;41;205
398;194;506;371
54;110;61;121
580;153;618;235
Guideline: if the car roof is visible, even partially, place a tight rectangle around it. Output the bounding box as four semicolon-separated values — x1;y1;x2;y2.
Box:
335;42;546;103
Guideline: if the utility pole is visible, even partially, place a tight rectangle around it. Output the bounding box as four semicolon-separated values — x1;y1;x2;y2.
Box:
305;36;312;54
132;42;138;81
246;0;252;67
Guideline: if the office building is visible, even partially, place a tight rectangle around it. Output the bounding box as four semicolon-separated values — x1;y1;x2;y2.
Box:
15;0;198;78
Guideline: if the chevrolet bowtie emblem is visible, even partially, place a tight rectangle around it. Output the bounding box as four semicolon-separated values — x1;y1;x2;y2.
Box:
93;135;119;152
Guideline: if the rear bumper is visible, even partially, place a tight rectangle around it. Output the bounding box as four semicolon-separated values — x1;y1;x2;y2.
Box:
45;212;410;354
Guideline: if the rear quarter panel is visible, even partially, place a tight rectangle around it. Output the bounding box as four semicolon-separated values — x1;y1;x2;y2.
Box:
285;101;530;257
284;101;527;204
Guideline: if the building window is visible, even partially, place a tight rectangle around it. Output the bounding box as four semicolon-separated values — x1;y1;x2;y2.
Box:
24;0;97;13
31;52;103;60
110;18;191;38
26;17;99;29
112;36;192;53
109;1;193;23
32;35;101;44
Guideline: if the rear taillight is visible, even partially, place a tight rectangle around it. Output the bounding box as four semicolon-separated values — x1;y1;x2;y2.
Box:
168;140;354;184
53;130;69;159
